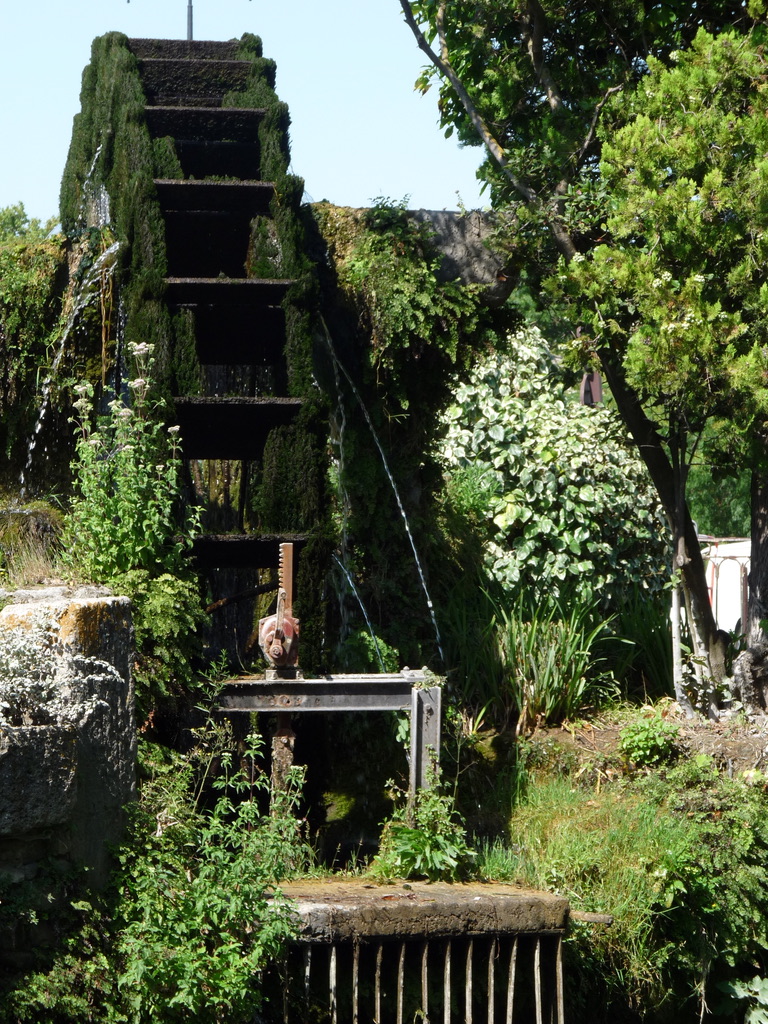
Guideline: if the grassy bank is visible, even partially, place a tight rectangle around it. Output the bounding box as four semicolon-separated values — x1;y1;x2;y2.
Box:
472;713;768;1023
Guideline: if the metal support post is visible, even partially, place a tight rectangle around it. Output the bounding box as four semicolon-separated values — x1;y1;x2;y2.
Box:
410;686;441;793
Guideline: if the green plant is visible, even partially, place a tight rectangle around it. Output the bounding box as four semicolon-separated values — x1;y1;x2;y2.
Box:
619;710;681;769
438;577;504;718
716;976;768;1023
63;341;197;581
477;747;768;1023
338;626;400;673
110;569;204;711
116;735;304;1023
0;230;68;486
3;730;312;1024
337;197;487;412
372;771;476;882
495;592;616;733
0;500;63;587
0;203;58;244
609;584;674;700
439;328;669;610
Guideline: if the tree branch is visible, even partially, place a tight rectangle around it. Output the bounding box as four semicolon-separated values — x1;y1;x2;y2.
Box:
398;0;537;204
399;2;582;260
573;84;625;170
520;0;563;112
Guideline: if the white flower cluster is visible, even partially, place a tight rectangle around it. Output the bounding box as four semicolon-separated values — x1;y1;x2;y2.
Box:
128;341;154;359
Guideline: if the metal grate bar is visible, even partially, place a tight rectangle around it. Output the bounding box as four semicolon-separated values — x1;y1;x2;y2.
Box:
352;942;360;1024
330;945;337;1024
397;942;405;1024
444;940;452;1024
488;938;496;1024
534;936;543;1024
556;935;565;1024
465;939;474;1024
506;937;518;1024
422;941;429;1019
303;947;311;1024
375;942;383;1024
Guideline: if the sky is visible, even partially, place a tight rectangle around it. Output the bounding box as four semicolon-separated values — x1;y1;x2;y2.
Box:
0;0;487;224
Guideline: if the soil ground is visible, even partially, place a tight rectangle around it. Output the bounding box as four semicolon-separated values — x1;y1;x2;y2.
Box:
539;703;768;775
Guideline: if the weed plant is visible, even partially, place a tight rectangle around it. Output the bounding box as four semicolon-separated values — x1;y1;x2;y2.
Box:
63;341;195;580
62;342;203;709
372;769;476;882
618;708;681;768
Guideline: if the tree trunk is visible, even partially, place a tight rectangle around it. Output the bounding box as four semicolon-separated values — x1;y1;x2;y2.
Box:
671;583;695;717
599;348;724;694
748;464;768;646
732;463;768;713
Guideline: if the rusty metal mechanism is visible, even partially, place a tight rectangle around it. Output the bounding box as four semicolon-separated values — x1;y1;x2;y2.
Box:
258;542;300;668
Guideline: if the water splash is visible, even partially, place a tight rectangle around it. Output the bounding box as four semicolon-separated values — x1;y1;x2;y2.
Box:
331;554;386;672
20;240;121;497
78;144;110;230
321;318;445;665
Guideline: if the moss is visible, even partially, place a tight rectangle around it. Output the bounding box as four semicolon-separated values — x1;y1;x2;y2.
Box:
254;422;323;532
59;32;174;411
152;137;184;181
169;309;202;398
218;36;331;669
309;200;517;666
0;236;70;491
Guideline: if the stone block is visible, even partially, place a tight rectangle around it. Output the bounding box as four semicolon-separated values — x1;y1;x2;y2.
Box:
0;590;136;884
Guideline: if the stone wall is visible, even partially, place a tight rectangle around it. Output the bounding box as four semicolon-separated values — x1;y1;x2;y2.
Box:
0;587;136;891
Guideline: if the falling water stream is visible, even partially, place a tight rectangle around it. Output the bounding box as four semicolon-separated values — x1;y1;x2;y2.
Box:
321;318;445;665
19;240;121;497
19;141;119;497
331;553;386;672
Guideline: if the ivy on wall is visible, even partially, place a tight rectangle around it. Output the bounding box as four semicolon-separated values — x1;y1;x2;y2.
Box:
312;199;515;666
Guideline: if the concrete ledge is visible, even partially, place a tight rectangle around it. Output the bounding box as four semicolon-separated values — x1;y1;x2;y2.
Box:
278;880;569;942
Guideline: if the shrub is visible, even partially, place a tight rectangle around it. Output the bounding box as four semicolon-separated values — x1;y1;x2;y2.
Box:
439;327;669;609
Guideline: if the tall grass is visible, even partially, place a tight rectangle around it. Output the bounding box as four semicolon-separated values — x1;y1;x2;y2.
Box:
439;583;616;732
438;582;504;717
495;594;616;734
602;584;674;700
479;776;690;1015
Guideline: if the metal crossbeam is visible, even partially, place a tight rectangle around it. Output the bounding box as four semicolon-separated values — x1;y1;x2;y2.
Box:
218;672;425;713
218;671;441;791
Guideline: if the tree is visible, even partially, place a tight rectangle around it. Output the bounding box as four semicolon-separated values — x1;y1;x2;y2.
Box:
399;0;766;700
0;202;57;244
557;29;768;705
